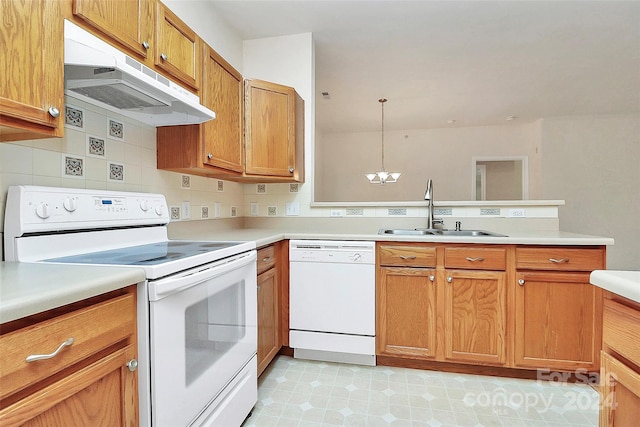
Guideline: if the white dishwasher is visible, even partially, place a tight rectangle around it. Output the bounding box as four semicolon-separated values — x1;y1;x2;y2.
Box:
289;240;376;365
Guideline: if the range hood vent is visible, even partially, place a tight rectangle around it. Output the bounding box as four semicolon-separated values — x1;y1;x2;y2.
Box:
64;20;215;127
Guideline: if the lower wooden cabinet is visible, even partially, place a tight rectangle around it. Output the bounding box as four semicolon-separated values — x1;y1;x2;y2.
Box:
377;242;606;374
376;244;506;366
444;269;506;365
377;267;437;358
257;244;281;375
599;296;640;426
514;246;605;372
514;271;601;371
0;286;138;426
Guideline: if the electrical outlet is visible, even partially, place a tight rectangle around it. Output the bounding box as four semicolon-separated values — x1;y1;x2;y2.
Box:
509;208;526;217
330;209;344;217
181;201;191;219
214;203;221;218
250;202;259;216
286;202;300;216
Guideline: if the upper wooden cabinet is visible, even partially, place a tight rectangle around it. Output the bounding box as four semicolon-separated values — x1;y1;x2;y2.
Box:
158;76;305;183
0;0;64;142
70;0;200;92
154;1;201;91
244;79;304;182
157;43;243;176
71;0;154;60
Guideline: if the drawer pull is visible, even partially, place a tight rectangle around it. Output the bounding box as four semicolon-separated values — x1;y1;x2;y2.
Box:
465;257;485;262
262;257;273;263
26;338;74;363
549;258;569;263
399;255;417;260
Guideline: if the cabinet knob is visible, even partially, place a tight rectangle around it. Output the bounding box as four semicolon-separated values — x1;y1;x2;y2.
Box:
289;167;294;173
126;359;138;372
447;276;453;283
429;274;435;282
518;279;525;286
160;53;168;61
207;153;213;159
48;107;60;118
142;41;150;50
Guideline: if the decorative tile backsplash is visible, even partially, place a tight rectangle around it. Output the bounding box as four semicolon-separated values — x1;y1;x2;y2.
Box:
289;183;299;193
64;105;84;129
108;118;124;140
87;135;106;157
257;184;266;194
108;162;124;181
63;154;84;178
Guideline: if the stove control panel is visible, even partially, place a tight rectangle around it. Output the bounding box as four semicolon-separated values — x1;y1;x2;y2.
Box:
5;185;171;235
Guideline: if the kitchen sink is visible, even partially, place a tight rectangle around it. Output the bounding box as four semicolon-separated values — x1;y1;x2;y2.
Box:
378;228;507;237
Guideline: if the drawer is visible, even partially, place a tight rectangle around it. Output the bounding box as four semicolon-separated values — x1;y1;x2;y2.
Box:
444;247;506;270
0;292;136;401
516;247;604;271
603;299;640;366
257;245;277;274
378;245;436;267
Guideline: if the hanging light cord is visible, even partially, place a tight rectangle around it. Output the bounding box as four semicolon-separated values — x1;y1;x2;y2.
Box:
380;98;387;172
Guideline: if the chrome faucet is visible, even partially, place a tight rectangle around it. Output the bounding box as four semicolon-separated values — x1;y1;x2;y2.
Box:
424;179;434;229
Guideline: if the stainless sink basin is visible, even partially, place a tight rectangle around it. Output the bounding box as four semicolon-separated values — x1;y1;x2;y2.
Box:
378;228;507;237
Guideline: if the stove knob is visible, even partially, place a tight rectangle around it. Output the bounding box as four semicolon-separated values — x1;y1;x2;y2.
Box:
140;200;149;212
353;253;362;262
35;203;51;219
155;204;164;216
63;197;77;212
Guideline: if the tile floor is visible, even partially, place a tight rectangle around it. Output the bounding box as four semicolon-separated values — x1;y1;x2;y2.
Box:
242;356;599;427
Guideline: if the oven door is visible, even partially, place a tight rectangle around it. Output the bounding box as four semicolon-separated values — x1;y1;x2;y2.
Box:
148;251;257;427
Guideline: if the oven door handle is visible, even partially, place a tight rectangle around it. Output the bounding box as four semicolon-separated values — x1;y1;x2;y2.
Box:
149;251;256;301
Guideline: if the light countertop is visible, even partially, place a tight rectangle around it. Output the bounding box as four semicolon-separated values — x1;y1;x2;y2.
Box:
168;227;614;248
1;226;613;324
0;262;145;324
590;270;640;303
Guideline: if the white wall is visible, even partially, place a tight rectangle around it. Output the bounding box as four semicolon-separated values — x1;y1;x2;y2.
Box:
316;122;540;202
540;114;640;269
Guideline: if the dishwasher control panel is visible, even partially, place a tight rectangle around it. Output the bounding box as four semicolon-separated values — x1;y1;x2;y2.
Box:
289;240;375;264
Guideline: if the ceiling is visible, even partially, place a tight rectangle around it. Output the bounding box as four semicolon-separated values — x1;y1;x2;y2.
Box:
209;1;640;133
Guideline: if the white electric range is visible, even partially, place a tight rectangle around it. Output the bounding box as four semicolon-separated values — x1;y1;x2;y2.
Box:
4;185;258;427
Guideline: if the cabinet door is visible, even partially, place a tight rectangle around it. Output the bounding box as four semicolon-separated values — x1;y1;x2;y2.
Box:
257;267;279;376
244;79;296;177
155;2;200;90
0;344;138;426
600;352;640;427
202;45;243;173
72;0;153;59
514;271;601;371
0;0;63;141
377;267;436;358
443;270;506;365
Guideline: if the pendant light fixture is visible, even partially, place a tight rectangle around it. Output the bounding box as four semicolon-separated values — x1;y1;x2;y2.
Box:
365;98;401;184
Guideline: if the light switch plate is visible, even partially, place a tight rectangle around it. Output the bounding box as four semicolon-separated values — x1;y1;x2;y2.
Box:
509;208;526;217
330;209;344;217
250;202;259;216
286;202;300;216
214;203;221;218
181;201;191;219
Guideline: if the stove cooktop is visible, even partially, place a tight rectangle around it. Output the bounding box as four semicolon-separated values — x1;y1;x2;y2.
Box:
44;241;241;266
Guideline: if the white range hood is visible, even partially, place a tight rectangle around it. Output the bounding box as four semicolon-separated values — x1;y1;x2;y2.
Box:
63;20;215;127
